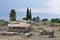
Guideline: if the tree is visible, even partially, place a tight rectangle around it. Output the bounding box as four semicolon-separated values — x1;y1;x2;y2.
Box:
32;16;40;22
26;7;30;20
32;17;36;21
35;16;40;22
51;18;60;23
0;19;6;26
9;9;16;21
22;17;27;20
42;18;48;22
29;9;32;20
26;7;32;20
5;21;9;25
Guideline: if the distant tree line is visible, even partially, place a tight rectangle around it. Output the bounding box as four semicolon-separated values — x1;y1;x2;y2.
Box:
32;18;60;23
50;18;60;23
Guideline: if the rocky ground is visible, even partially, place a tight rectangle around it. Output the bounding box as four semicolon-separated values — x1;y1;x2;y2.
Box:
0;30;60;40
0;25;60;40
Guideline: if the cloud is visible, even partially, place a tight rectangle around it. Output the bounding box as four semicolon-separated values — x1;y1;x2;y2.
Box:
15;0;60;14
47;0;60;13
15;8;60;14
16;8;26;12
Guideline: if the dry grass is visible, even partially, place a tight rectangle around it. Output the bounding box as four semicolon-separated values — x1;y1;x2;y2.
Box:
55;27;60;31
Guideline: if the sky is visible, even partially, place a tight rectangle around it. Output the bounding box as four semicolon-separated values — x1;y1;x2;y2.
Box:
0;0;60;20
